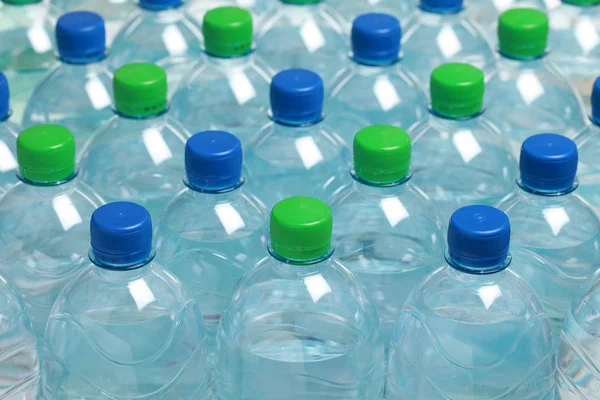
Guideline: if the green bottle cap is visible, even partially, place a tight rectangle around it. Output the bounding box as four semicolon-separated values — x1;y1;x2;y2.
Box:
203;7;253;57
113;63;167;117
270;196;333;261
281;0;322;4
2;0;42;4
354;125;411;184
498;8;548;59
17;124;76;183
564;0;600;6
430;63;484;118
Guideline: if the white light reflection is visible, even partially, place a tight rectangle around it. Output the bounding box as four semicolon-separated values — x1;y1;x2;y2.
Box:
493;0;513;11
162;25;189;56
543;207;571;236
27;27;52;54
238;0;257;6
295;136;324;170
517;71;545;105
143;128;173;166
373;76;401;111
52;194;82;232
215;203;246;235
0;142;17;173
379;197;409;227
478;285;502;310
575;18;600;55
300;19;325;53
304;274;332;303
228;70;256;105
437;26;461;59
128;279;156;311
85;76;112;110
453;130;482;164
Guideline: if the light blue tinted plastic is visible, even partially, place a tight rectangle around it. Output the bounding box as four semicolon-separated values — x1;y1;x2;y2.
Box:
256;2;348;84
215;254;386;399
497;185;600;337
0;177;104;347
43;260;212;398
467;0;549;39
387;265;556;399
557;268;600;398
328;174;445;357
409;113;518;222
0;1;57;121
401;9;496;89
170;55;272;146
0;273;39;399
186;0;275;25
23;62;113;156
0;118;19;195
78;113;190;223
329;0;415;28
576;122;600;213
244;117;352;209
155;182;269;356
328;60;427;140
486;56;587;154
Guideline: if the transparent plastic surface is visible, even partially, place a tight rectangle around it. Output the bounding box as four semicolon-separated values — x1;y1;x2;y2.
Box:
155;181;269;356
0;118;19;196
215;253;386;399
409;113;517;222
23;61;114;156
78;112;190;223
186;0;275;26
170;54;273;145
575;122;600;213
43;260;212;399
328;0;415;29
401;8;496;89
0;177;104;347
387;264;556;399
256;2;348;84
328;174;445;357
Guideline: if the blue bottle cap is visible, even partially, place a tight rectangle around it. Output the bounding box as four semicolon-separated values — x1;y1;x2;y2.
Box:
91;202;153;268
186;130;243;190
420;0;463;13
0;72;9;120
139;0;182;10
591;77;600;124
270;69;324;125
56;11;106;63
352;13;401;66
519;133;578;193
448;205;510;272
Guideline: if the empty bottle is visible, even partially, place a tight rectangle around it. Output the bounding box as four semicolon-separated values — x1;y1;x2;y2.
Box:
0;72;19;195
215;196;385;399
486;8;586;154
328;124;445;358
23;11;113;156
43;202;212;399
329;0;415;29
79;62;190;222
497;133;600;339
256;0;348;84
170;6;273;145
410;63;517;222
0;124;104;348
401;0;496;89
245;68;350;209
387;205;556;399
155;130;269;357
328;13;427;134
186;0;275;26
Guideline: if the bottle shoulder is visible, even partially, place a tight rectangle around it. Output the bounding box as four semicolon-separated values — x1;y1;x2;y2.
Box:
258;3;346;39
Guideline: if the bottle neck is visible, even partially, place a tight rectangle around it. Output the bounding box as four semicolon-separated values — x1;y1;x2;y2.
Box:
429;107;483;121
446;250;511;275
268;245;334;266
498;50;548;63
59;51;107;65
351;169;412;188
184;176;245;194
139;0;182;11
517;178;578;197
115;107;168;120
90;249;155;272
18;170;78;188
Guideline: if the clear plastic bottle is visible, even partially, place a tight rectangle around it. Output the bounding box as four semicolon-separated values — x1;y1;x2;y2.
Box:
109;0;203;92
23;11;113;156
79;62;190;223
186;0;275;26
328;13;427;132
401;0;496;90
0;72;20;195
409;63;517;222
215;196;385;399
256;0;348;84
328;0;415;29
497;133;600;340
170;6;273;145
0;0;57;121
155;130;269;358
486;8;586;154
245;68;351;209
328;125;445;358
0;124;104;348
43;202;212;399
387;205;556;399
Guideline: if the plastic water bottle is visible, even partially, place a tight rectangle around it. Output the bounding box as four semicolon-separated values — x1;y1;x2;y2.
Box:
155;130;269;357
497;133;600;340
410;63;517;222
485;8;586;154
109;0;203;92
43;202;212;399
215;196;385;399
328;13;427;131
23;11;113;156
0;124;104;348
0;72;19;195
328;124;445;358
0;0;56;121
79;62;189;223
329;0;415;29
186;0;275;26
387;205;556;399
170;7;273;145
401;0;496;90
256;0;348;84
245;69;350;209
